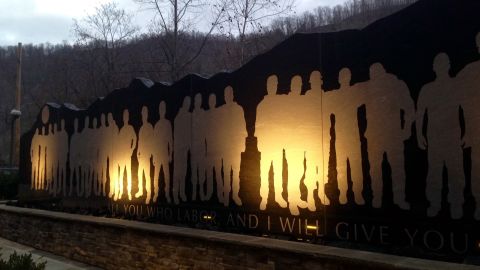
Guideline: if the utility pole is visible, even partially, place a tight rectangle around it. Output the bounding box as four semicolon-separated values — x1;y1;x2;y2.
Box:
10;42;22;167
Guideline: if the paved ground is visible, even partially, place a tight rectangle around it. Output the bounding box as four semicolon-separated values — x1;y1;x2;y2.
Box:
0;237;101;270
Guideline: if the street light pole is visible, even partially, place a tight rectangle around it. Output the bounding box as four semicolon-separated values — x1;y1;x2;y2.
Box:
10;42;22;167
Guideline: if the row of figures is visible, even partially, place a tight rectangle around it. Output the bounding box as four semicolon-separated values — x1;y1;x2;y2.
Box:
30;34;480;219
256;65;413;215
30;87;246;207
256;34;480;219
30;120;68;195
173;87;246;206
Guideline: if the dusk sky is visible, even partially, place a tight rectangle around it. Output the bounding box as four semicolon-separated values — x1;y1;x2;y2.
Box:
0;0;346;46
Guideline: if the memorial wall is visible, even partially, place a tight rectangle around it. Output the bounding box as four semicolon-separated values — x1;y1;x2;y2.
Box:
19;0;480;259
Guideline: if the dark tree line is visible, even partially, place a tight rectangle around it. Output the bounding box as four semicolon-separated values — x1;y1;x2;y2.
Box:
271;0;417;34
0;0;416;165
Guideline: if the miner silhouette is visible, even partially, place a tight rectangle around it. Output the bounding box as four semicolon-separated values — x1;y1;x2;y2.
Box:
173;96;192;204
282;75;310;215
48;121;67;197
204;94;225;205
322;68;363;205
153;101;173;203
257;75;289;211
219;87;246;206
304;70;328;208
136;106;155;204
203;87;247;206
192;93;206;201
201;94;217;202
107;113;120;199
96;114;109;196
116;110;137;201
359;63;414;209
454;33;480;219
57;120;68;196
417;53;464;219
69;118;84;196
45;124;55;194
81;117;94;198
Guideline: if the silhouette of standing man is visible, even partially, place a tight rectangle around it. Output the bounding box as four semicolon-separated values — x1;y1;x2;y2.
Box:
256;75;289;211
136;106;155;204
107;113;120;199
173;96;192;204
456;33;480;220
304;70;329;208
322;68;363;205
416;53;464;219
116;110;137;201
219;87;247;206
153;101;173;203
192;94;206;201
359;63;414;209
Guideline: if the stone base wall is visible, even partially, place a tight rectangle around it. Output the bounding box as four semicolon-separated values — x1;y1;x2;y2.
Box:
0;205;474;270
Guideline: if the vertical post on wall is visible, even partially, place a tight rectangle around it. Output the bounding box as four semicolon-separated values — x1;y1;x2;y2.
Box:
10;42;22;167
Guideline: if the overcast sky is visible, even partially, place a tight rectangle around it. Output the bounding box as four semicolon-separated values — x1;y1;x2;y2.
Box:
0;0;345;46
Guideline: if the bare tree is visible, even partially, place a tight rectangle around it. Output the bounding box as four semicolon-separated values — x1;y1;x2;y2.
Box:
135;0;226;81
72;2;138;97
219;0;295;65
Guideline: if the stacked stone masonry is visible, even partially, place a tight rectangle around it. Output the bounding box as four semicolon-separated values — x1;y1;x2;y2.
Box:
0;205;476;270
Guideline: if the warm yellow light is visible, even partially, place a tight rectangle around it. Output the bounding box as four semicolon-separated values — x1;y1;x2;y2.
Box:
256;73;330;216
202;215;213;220
306;225;318;230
